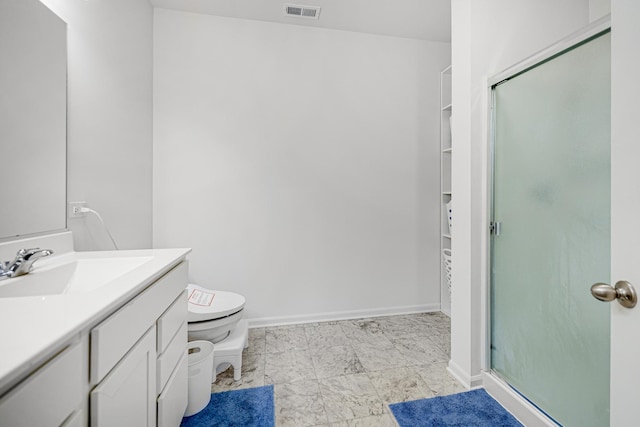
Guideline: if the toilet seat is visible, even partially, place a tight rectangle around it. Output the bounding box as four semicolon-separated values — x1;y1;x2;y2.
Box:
186;283;246;323
187;310;244;332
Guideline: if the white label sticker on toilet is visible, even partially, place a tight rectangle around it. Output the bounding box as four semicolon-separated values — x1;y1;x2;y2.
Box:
188;289;215;306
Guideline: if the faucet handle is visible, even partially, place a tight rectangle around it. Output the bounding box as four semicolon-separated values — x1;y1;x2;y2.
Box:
21;249;53;262
9;248;53;276
7;248;38;265
6;248;32;265
12;248;40;262
17;248;41;257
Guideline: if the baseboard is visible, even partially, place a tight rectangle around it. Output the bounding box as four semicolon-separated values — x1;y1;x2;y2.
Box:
483;371;557;427
246;303;441;328
446;360;483;389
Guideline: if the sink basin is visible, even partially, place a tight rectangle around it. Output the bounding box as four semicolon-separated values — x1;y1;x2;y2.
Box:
0;256;153;298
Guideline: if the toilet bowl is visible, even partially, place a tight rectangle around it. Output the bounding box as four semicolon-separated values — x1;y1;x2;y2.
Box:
186;283;246;343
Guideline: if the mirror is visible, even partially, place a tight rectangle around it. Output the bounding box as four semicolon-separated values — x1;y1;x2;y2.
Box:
0;0;67;239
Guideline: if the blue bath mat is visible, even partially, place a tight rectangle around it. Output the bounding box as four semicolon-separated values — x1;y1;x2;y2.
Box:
180;385;274;427
389;388;523;427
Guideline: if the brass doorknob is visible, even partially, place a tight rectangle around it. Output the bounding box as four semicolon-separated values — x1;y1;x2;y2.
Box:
591;280;637;309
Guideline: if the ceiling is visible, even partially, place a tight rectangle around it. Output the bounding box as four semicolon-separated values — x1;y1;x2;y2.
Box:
149;0;451;42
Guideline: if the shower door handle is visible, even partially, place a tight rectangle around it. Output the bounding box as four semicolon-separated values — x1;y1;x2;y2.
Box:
591;280;637;308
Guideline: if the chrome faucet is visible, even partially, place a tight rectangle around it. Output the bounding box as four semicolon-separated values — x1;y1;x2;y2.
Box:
0;248;54;280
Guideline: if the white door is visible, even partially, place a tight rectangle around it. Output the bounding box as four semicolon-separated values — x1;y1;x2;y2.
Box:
609;1;640;425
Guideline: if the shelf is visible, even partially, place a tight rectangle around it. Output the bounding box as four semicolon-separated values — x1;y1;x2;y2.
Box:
440;64;452;315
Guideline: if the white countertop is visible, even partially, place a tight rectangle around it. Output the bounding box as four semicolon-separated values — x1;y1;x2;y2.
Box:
0;232;190;395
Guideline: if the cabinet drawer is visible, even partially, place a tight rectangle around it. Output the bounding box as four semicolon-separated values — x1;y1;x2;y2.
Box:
0;341;83;427
91;261;188;384
157;321;187;395
157;290;187;354
157;352;188;427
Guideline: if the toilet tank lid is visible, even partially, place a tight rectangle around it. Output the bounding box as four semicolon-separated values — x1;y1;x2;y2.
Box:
186;283;246;322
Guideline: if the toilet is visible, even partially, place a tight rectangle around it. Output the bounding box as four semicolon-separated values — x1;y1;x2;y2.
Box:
186;283;248;382
186;283;246;343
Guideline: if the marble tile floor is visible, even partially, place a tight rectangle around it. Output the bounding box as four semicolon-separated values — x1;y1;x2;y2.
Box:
211;312;465;427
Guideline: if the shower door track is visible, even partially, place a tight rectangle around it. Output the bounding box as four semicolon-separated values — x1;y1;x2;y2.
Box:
483;370;560;427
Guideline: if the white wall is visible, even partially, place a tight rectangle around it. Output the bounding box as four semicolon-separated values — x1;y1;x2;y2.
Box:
153;9;450;323
590;0;611;21
40;0;154;251
449;0;591;387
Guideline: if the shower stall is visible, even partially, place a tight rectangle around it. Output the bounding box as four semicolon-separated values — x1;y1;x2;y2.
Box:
488;21;611;427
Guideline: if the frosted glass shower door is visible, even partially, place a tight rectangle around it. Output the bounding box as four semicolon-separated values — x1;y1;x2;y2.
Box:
491;32;610;427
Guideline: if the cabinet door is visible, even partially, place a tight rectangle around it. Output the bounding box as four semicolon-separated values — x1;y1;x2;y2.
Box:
91;326;157;427
157;352;188;427
0;341;83;427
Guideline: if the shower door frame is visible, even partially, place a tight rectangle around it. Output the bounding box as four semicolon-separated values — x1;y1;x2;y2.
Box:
482;16;612;426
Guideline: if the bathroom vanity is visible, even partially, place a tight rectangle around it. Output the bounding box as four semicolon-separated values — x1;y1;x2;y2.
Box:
0;232;191;426
0;2;191;424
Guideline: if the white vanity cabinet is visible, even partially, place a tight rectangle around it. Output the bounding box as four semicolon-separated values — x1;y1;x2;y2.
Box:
90;261;189;427
0;259;191;427
0;237;191;427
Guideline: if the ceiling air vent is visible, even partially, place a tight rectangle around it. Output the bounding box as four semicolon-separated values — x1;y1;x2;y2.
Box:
284;4;321;20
